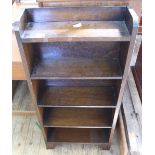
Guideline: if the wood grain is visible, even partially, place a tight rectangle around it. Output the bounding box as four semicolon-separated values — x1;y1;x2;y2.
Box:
43;108;113;128
26;7;126;22
15;31;48;142
12;81;35;115
38;86;116;108
12;81;27;111
36;0;141;19
31;58;122;79
41;1;128;8
118;113;129;155
30;41;123;79
47;128;110;144
37;0;128;3
109;7;138;145
21;21;130;42
127;71;142;128
12;116;31;155
42;79;117;87
132;42;142;100
12;31;26;80
122;84;142;155
12;62;26;80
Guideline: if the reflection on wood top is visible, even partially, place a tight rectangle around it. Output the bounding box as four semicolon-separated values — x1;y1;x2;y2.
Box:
22;21;130;42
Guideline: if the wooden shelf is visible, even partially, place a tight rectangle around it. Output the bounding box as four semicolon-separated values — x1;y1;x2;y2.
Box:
43;108;113;128
38;86;116;108
13;6;138;149
46;128;110;144
31;58;122;79
21;21;130;42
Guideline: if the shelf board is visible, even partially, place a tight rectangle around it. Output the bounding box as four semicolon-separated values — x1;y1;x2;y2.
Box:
21;21;130;42
43;108;113;128
46;128;110;144
31;58;122;79
38;86;116;108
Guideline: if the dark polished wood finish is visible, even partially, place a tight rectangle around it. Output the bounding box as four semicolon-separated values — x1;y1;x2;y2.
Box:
21;21;130;42
38;86;116;107
47;128;110;143
31;58;122;79
28;42;124;79
13;6;138;149
43;108;113;128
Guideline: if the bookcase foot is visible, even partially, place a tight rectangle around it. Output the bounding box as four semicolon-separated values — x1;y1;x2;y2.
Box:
46;143;56;149
38;2;43;7
99;144;110;150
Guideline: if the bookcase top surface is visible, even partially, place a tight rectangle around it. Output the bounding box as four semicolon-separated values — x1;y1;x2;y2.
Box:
13;6;138;42
21;21;130;42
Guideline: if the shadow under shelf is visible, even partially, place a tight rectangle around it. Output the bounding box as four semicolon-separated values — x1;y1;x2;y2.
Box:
46;128;110;144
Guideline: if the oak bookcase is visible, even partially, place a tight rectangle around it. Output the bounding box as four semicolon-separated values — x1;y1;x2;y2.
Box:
13;6;138;149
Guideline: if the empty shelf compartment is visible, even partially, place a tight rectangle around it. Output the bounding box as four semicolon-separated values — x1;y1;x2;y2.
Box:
46;128;110;144
38;86;116;107
43;108;113;128
29;42;124;79
31;58;122;79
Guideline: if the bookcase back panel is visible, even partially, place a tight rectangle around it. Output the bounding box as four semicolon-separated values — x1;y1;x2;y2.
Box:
32;79;121;108
23;42;129;79
46;127;111;144
42;107;114;128
26;7;126;22
33;42;120;60
32;79;121;87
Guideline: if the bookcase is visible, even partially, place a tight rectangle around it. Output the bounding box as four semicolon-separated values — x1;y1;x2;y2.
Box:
13;6;138;149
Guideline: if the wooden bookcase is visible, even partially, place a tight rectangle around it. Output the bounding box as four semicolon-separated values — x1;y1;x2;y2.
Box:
13;6;138;149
